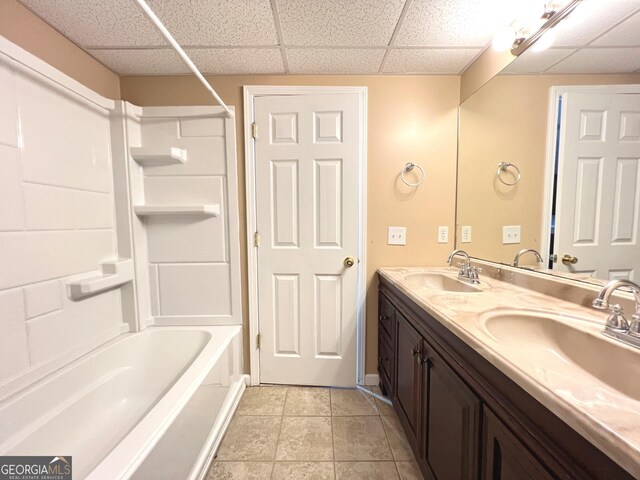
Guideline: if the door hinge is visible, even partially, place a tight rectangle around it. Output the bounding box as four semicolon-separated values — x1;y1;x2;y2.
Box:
251;122;258;139
256;333;261;349
254;231;261;247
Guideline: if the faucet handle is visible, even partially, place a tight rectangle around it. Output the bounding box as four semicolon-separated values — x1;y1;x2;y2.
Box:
628;314;640;338
605;304;630;334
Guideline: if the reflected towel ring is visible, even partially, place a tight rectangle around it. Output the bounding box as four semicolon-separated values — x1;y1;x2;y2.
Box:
497;162;521;186
401;162;425;187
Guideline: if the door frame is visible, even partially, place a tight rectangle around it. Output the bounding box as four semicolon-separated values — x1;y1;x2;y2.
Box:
243;85;368;386
541;84;640;267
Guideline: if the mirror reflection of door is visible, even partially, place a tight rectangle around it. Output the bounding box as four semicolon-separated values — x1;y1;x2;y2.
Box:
551;88;640;280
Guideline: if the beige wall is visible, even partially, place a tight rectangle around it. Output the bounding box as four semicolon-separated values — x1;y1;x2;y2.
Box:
460;47;515;103
121;75;460;374
457;74;640;265
0;0;120;99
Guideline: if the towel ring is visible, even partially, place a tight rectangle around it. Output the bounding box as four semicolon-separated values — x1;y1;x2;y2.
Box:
401;162;425;187
497;162;521;186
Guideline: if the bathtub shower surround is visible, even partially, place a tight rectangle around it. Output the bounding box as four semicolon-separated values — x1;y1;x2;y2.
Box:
0;40;125;385
0;36;246;480
116;105;242;328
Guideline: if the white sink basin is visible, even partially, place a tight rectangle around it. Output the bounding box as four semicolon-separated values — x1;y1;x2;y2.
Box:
478;309;640;401
403;272;481;293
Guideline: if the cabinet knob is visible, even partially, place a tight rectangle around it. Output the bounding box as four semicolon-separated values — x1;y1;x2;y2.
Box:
412;346;420;357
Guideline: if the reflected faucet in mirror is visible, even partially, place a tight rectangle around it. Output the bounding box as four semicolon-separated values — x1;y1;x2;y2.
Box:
447;249;481;285
592;279;640;349
513;249;544;268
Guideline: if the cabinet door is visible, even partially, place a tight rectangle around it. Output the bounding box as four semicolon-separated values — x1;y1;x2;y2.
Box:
395;314;422;443
424;347;480;480
482;408;554;480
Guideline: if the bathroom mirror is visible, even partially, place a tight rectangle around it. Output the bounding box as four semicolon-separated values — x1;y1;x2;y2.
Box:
456;0;640;283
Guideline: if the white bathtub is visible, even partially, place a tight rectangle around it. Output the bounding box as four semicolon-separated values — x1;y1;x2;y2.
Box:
0;326;245;480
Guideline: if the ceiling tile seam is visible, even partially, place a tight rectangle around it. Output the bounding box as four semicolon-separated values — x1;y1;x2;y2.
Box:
86;45;283;50
584;7;640;48
86;45;489;52
120;72;461;77
541;48;581;73
379;0;415;73
269;0;289;73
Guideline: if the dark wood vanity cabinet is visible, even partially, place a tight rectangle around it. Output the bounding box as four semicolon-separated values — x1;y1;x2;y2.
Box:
378;277;634;480
395;315;422;445
423;346;480;480
482;408;554;480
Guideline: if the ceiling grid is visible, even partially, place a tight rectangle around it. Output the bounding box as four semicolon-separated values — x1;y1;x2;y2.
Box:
17;0;640;76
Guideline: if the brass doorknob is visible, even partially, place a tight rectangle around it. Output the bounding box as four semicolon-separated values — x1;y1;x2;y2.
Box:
343;257;355;268
561;254;578;265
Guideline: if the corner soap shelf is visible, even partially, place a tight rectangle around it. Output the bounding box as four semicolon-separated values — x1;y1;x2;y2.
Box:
67;259;133;301
130;147;187;166
134;205;220;217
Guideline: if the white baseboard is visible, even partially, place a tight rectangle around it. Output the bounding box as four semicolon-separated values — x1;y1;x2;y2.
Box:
364;374;379;386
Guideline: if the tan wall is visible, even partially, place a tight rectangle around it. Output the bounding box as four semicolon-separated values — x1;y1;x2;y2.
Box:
121;75;460;374
457;74;640;265
460;47;515;103
0;0;120;99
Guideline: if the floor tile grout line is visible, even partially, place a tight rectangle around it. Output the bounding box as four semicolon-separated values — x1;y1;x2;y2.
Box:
273;387;289;462
379;409;397;463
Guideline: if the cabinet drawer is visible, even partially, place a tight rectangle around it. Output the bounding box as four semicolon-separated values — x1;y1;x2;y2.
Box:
378;293;395;340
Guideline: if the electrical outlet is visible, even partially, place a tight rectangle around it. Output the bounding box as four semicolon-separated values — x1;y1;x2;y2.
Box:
502;225;521;244
388;226;407;245
461;226;472;243
438;226;449;243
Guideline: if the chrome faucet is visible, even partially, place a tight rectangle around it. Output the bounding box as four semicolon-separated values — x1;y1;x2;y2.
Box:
513;248;544;268
592;279;640;348
447;249;480;284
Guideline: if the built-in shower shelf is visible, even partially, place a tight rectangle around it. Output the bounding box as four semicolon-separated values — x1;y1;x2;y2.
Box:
67;258;133;300
134;205;220;217
130;147;187;166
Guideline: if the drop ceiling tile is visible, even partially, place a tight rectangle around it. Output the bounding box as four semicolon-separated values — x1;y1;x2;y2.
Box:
592;11;640;47
552;0;640;47
20;0;165;47
382;48;480;74
187;48;285;74
287;49;385;74
501;48;576;74
546;48;640;74
87;49;191;75
146;0;278;46
395;0;534;47
278;0;405;46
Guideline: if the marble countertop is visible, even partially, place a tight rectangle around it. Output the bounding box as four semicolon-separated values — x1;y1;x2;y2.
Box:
378;266;640;478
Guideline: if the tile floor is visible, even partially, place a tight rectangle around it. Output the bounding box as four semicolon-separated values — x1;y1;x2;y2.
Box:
208;385;424;479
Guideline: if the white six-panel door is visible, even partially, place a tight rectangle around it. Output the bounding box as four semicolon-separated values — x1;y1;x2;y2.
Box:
555;91;640;279
254;93;361;387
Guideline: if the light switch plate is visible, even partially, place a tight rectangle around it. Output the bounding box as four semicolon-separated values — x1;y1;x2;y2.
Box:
388;226;407;245
502;225;521;244
461;226;472;243
438;226;449;243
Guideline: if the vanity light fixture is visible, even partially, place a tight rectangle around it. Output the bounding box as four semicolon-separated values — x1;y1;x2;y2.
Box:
492;0;583;56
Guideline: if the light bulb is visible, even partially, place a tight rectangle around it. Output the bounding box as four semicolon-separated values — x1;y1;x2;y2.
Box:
492;26;516;51
531;29;556;52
